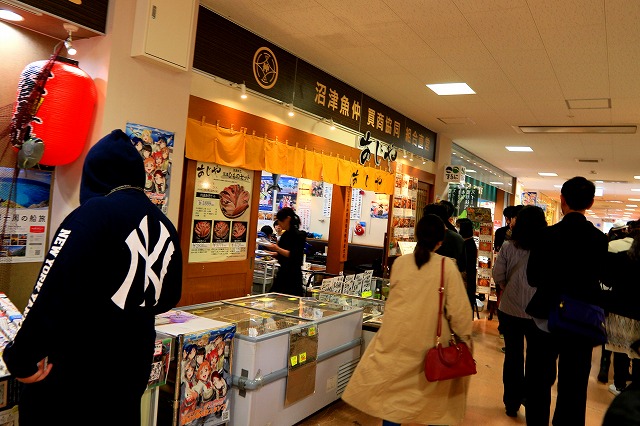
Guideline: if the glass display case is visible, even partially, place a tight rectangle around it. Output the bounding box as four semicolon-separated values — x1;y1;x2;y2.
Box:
176;294;363;425
181;302;310;338
308;289;385;322
222;292;352;321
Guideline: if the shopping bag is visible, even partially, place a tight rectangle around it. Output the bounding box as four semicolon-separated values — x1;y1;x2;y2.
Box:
548;295;606;346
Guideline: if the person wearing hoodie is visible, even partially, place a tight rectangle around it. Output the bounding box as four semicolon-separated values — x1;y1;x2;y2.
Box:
2;129;183;425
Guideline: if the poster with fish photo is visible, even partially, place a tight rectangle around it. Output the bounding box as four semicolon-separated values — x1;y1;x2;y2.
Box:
188;162;253;263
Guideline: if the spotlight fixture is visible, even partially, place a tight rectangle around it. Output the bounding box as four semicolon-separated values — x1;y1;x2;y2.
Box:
402;150;407;159
239;82;247;99
62;23;78;56
0;9;25;21
422;158;426;165
287;104;295;117
409;153;414;161
328;118;335;130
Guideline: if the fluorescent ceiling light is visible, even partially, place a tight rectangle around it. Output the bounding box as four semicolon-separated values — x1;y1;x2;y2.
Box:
634;176;640;180
506;146;533;152
629;198;640;201
489;181;503;185
466;169;477;173
595;180;604;183
0;9;24;21
438;117;476;125
566;98;610;109
625;208;636;211
518;125;636;134
595;187;604;196
626;205;638;208
538;172;558;177
554;185;562;188
426;83;475;96
631;189;640;192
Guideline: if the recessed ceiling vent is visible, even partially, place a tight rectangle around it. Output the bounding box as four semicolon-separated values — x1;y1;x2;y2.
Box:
576;158;602;163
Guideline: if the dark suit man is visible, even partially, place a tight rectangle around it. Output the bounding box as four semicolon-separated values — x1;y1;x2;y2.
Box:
525;176;608;426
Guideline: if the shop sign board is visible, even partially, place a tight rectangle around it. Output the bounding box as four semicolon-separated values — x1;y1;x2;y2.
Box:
194;8;297;102
194;7;437;164
444;165;466;183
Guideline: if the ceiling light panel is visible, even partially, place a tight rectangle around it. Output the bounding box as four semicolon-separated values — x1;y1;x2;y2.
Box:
566;98;611;109
426;83;475;96
506;146;533;152
519;125;636;134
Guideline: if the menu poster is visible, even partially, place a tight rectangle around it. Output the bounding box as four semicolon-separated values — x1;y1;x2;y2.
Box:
188;162;253;263
0;168;50;263
298;207;311;231
322;183;333;217
393;173;402;197
350;188;363;220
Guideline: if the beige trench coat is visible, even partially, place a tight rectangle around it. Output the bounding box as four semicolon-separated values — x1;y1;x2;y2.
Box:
342;253;473;425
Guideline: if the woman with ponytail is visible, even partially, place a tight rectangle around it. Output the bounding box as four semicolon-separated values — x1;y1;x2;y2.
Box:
342;214;473;426
263;207;306;296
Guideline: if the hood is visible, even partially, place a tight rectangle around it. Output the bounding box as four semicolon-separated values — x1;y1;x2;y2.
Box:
80;129;145;204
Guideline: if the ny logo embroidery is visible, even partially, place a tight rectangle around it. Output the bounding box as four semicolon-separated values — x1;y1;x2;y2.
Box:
111;216;175;309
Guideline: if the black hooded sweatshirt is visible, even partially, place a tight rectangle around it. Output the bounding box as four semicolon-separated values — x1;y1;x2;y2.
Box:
2;129;182;425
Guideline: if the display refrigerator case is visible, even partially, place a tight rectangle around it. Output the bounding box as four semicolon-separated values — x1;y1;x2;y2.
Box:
307;289;385;352
307;289;385;322
154;311;236;426
182;293;363;426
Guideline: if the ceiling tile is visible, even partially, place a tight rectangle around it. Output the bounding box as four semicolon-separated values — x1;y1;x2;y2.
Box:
542;24;608;66
515;78;565;102
320;0;398;26
465;6;545;51
553;62;610;99
528;0;604;30
492;49;556;81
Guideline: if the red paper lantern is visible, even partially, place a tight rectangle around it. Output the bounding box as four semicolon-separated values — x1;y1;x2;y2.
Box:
12;57;97;166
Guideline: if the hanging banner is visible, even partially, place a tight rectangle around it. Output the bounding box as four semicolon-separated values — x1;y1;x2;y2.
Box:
186;119;395;194
0;168;51;263
188;162;253;263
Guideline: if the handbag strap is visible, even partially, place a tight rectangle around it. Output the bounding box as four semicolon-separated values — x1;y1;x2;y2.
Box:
436;257;445;344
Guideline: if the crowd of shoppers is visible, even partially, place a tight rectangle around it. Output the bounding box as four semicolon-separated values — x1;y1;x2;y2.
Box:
344;176;638;426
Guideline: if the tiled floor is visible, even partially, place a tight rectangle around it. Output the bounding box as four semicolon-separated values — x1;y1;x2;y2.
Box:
296;313;615;425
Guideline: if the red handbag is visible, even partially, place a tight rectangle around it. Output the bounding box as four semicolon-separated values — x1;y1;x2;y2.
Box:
424;258;477;382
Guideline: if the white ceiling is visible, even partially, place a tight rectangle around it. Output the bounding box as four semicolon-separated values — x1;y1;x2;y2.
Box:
201;0;640;221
